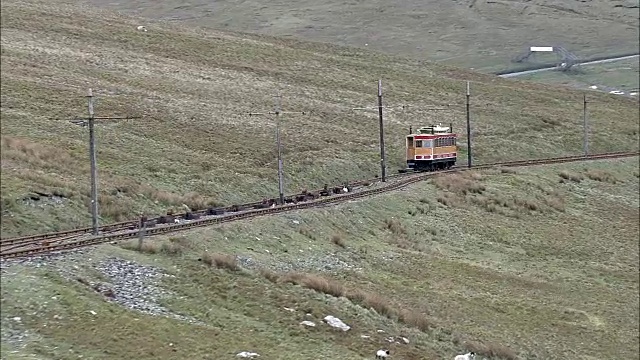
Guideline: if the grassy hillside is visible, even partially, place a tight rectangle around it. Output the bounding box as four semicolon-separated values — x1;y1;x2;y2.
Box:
2;159;638;359
80;0;640;72
1;0;639;237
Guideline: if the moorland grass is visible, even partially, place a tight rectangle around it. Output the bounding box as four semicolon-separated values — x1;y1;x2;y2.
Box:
1;158;637;359
2;0;638;236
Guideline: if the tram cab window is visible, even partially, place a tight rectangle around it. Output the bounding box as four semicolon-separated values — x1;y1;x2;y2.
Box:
407;137;414;147
415;140;423;148
423;140;433;148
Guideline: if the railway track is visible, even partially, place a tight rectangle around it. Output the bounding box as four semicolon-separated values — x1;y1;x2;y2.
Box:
1;151;637;260
0;178;392;250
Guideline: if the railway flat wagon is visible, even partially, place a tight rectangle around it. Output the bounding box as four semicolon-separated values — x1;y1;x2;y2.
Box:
405;124;457;171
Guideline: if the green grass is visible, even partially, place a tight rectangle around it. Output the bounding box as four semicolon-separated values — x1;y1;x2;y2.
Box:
1;1;638;359
1;0;638;237
515;58;640;92
80;0;640;72
2;158;638;359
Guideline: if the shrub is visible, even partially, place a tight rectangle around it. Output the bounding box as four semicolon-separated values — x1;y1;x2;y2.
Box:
558;170;583;183
331;233;346;248
201;252;239;271
584;169;617;183
384;218;406;235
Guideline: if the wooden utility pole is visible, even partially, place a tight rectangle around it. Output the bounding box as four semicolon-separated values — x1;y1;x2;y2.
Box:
64;88;141;235
87;89;99;234
274;95;285;204
466;81;472;168
583;94;589;155
353;80;388;182
377;80;387;182
354;82;451;177
138;215;147;250
248;93;307;204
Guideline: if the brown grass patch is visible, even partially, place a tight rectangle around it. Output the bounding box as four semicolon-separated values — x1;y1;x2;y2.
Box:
94;194;132;222
384;218;407;236
558;170;584;183
584;169;618;183
281;273;346;298
331;233;346;248
0;136;81;171
499;167;517;174
432;172;486;210
261;271;431;331
200;252;240;271
463;339;518;360
388;237;413;249
543;195;565;212
399;309;431;331
298;226;317;240
259;268;280;283
434;172;486;195
436;192;463;208
408;206;428;216
120;237;188;256
383;218;425;250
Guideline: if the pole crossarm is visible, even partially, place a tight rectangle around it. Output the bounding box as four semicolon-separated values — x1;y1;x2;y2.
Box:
248;111;309;116
64;88;141;235
60;116;142;127
352;104;452;112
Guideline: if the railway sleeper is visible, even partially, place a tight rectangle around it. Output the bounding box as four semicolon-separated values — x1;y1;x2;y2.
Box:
184;212;201;220
207;207;225;215
145;220;157;228
157;215;175;224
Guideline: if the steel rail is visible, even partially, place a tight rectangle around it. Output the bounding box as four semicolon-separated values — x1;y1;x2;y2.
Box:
1;151;637;260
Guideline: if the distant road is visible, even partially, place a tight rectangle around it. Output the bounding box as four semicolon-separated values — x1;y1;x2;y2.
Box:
498;54;640;78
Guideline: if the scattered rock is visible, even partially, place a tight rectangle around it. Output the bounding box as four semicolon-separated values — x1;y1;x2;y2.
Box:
385;336;395;343
268;253;361;274
323;315;350;331
94;257;205;325
300;320;316;327
236;351;260;358
236;255;258;269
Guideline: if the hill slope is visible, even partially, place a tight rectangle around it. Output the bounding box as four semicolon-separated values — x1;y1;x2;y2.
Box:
1;0;639;236
2;159;639;359
80;0;640;72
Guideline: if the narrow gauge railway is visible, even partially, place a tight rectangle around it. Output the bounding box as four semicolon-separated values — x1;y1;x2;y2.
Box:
2;151;637;260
